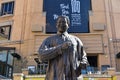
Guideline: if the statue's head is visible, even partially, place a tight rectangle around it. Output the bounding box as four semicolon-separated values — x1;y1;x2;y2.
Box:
56;16;70;33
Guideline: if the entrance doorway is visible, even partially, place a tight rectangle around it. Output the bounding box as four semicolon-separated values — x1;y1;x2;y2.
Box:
87;56;98;67
116;52;120;71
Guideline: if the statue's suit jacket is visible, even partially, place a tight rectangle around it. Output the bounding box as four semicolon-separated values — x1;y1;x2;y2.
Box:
38;32;88;80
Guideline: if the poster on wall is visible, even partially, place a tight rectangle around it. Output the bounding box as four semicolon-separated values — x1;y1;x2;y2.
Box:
43;0;91;33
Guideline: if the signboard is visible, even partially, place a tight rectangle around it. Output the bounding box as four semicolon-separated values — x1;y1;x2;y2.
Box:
43;0;91;33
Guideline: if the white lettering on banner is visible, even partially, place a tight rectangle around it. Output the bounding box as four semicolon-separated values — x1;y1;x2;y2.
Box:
53;3;70;21
52;0;82;27
60;3;70;20
60;4;69;9
62;9;69;15
53;14;59;20
71;0;81;26
71;14;81;26
71;0;80;13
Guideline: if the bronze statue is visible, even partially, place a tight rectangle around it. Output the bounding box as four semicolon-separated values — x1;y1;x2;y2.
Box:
38;16;88;80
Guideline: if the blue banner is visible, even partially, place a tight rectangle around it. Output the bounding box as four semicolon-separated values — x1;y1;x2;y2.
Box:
43;0;91;33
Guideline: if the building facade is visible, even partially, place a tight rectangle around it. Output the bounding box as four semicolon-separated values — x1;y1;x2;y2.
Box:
0;0;120;77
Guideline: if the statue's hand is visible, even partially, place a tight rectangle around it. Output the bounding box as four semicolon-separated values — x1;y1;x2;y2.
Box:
80;62;87;69
61;41;72;49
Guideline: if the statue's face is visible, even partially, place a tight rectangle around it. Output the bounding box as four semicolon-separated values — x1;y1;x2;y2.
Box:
56;17;69;33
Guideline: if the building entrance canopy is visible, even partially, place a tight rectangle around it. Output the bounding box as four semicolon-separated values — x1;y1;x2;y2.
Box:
0;47;21;59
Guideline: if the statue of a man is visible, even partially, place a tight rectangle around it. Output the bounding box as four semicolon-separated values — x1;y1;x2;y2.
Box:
38;16;88;80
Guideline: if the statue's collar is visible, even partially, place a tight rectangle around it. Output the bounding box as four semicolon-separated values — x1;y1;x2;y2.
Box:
57;32;69;36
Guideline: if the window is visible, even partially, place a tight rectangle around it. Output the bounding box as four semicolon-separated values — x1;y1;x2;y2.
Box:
0;49;14;79
34;58;48;74
1;1;14;16
37;62;48;74
0;51;7;62
0;61;7;77
28;66;36;74
7;51;14;65
0;25;11;40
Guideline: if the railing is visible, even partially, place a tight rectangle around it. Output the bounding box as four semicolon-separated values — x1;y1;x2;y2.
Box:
27;66;110;75
81;66;109;75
